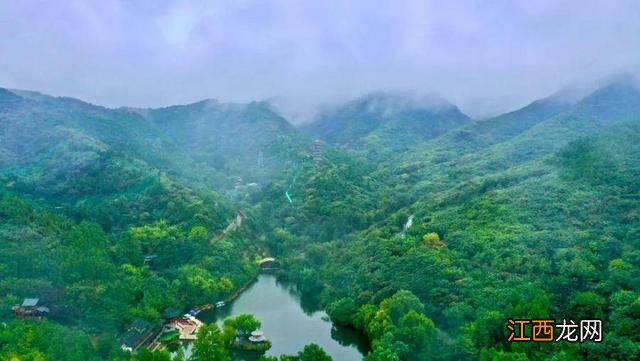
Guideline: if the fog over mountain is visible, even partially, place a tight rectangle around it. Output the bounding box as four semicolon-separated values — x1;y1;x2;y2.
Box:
2;2;640;358
1;1;640;121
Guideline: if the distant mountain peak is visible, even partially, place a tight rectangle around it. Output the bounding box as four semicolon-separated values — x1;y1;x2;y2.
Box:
601;72;639;87
0;87;16;97
0;87;26;108
560;74;640;126
349;91;457;115
156;98;282;115
302;91;470;160
578;75;640;106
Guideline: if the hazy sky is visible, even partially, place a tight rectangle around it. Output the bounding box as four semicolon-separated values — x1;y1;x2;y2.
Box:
1;1;639;121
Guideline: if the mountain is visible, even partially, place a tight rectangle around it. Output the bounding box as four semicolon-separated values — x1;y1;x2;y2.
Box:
373;78;640;199
0;88;274;358
302;92;470;161
300;78;640;360
0;89;318;197
0;88;177;199
1;78;640;361
143;99;310;188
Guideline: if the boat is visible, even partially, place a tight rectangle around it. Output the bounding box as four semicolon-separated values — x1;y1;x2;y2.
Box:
215;301;226;308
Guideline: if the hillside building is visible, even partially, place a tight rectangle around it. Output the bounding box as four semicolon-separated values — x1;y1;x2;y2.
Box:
12;298;49;318
312;139;323;163
120;320;156;352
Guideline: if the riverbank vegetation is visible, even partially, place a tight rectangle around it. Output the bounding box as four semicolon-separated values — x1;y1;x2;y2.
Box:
259;343;333;361
1;78;639;360
224;314;272;352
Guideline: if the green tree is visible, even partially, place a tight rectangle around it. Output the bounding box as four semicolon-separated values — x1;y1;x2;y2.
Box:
191;323;231;361
327;298;358;326
224;314;261;338
298;343;332;361
384;290;424;325
173;346;185;361
394;310;437;360
422;232;442;246
479;348;529;361
570;291;606;320
134;348;172;361
354;304;377;331
365;340;401;361
189;225;209;243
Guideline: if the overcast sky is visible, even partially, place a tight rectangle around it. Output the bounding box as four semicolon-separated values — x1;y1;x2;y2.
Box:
1;1;639;121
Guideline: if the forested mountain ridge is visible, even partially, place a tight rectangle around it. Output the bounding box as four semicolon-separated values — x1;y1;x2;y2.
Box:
0;87;184;199
370;79;640;204
0;88;314;198
0;88;310;360
0;78;639;360
281;78;640;360
302;92;471;162
144;99;311;188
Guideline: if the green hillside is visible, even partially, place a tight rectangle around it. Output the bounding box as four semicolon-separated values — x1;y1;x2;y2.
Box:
283;79;640;360
145;99;311;188
302;92;471;162
0;89;307;360
374;80;640;205
0;79;639;360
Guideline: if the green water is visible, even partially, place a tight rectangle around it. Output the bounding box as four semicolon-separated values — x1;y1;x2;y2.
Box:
197;273;368;360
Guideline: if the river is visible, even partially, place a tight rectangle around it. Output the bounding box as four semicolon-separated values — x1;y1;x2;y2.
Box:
196;273;368;360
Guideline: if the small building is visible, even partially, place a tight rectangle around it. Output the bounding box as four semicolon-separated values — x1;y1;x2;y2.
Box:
258;257;279;269
120;320;156;352
234;177;243;189
22;298;39;308
257;151;264;167
165;314;202;341
312;139;323;163
13;298;49;318
162;307;182;320
249;330;266;343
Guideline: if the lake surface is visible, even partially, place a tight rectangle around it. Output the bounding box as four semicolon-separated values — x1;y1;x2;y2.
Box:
197;273;368;360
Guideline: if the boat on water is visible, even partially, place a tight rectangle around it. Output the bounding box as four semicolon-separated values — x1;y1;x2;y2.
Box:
215;301;226;308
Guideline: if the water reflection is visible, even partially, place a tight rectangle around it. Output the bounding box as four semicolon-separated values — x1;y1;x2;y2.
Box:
197;274;368;360
331;326;370;355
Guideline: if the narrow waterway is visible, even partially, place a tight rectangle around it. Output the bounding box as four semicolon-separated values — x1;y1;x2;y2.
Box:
197;273;368;360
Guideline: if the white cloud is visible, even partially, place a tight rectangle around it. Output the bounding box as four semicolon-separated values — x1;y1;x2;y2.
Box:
0;0;639;120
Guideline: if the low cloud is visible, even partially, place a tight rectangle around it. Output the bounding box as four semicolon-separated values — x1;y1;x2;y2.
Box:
1;0;639;121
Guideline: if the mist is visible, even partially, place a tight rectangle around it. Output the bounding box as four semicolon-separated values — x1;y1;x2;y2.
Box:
1;0;639;122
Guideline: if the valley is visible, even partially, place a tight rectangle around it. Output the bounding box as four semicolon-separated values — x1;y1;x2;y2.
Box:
0;77;639;360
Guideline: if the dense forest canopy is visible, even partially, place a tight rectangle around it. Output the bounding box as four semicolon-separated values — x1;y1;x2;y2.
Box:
0;76;639;360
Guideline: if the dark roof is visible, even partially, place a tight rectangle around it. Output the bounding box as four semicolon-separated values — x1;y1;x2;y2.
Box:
163;307;182;319
120;320;154;348
22;298;39;307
